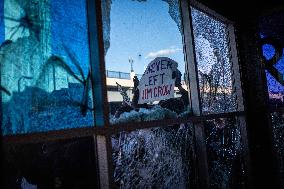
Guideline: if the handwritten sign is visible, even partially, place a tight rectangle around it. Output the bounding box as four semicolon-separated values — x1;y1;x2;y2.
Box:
138;57;178;104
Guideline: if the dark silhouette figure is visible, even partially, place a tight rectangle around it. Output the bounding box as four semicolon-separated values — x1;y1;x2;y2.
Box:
114;69;190;118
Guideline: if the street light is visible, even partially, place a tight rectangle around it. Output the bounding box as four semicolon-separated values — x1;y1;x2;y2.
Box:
128;56;134;72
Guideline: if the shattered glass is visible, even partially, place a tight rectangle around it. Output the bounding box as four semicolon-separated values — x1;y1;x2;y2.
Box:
0;0;94;135
111;123;194;188
204;116;246;189
260;11;284;183
270;112;284;176
191;8;237;114
101;0;191;123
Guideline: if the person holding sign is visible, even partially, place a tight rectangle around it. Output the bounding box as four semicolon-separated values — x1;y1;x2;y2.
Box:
137;57;178;104
115;57;189;118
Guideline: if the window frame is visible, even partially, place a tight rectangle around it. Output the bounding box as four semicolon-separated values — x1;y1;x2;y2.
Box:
1;0;250;188
0;0;245;142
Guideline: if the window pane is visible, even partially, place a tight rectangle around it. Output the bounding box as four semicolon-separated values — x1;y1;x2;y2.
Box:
101;0;191;124
259;13;284;108
111;123;193;188
0;0;94;135
191;8;237;114
260;12;284;184
263;46;284;108
204;116;246;188
271;112;284;177
2;137;98;189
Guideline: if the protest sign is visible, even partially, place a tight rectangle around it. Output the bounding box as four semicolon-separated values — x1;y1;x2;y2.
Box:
138;57;178;104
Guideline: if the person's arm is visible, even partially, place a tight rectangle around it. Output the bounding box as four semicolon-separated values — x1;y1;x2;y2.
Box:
173;69;189;106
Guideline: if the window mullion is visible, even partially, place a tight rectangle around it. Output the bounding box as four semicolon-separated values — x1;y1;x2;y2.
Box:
87;0;113;188
180;0;209;188
87;0;109;127
227;24;252;187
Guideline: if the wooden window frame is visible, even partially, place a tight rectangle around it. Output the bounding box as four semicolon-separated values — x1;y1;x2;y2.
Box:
0;0;244;142
1;0;250;188
1;0;245;142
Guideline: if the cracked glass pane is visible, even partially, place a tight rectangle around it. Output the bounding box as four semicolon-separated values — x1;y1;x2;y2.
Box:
260;11;284;183
204;116;246;189
0;0;94;135
111;123;194;188
271;112;284;174
101;0;191;124
191;7;237;114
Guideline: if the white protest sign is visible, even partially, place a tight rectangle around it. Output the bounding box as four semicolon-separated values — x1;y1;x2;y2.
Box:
138;57;178;104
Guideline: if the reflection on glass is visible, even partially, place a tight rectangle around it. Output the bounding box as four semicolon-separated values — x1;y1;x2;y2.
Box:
0;0;94;135
102;0;191;124
111;123;193;188
204;117;246;188
259;12;284;108
191;8;237;114
262;42;284;108
260;12;284;184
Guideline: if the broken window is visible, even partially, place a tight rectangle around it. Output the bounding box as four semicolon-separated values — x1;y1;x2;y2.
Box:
204;116;246;188
259;11;284;182
270;112;284;172
191;7;237;114
111;123;193;188
0;1;249;188
0;0;94;135
101;0;191;124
